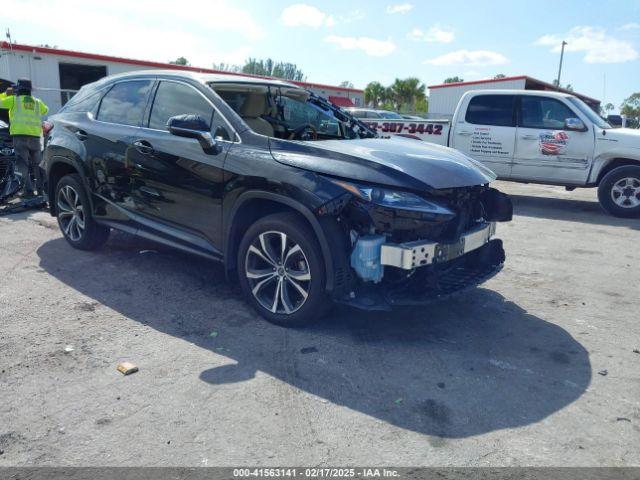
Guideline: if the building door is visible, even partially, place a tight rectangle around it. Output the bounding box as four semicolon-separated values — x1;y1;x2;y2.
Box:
58;63;107;106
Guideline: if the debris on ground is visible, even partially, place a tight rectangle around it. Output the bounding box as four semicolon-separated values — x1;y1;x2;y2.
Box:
300;346;318;354
117;362;139;375
63;345;74;353
633;349;640;354
616;417;631;422
394;398;404;405
139;250;158;254
209;331;219;338
598;369;608;376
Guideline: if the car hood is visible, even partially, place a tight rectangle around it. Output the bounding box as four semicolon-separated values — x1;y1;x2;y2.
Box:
269;137;496;190
599;128;640;148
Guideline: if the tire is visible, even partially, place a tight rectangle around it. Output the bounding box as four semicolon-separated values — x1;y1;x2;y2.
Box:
597;165;640;218
55;173;110;250
237;212;328;327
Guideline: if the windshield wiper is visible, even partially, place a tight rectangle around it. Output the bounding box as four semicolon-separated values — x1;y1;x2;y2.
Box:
305;91;377;139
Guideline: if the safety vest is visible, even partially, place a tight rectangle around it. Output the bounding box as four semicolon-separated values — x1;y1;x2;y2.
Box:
0;93;49;137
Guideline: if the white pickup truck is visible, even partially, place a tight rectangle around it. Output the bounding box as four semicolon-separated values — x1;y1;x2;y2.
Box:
355;90;640;218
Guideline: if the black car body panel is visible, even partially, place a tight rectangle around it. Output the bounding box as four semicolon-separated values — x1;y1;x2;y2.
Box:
42;70;512;311
270;136;496;191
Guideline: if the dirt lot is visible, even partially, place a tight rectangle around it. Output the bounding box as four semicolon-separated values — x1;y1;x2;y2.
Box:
0;181;639;466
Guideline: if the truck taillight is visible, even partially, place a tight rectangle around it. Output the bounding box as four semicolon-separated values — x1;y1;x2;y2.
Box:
42;121;54;135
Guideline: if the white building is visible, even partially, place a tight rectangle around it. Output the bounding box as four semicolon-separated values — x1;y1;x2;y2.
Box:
0;42;364;114
427;75;601;119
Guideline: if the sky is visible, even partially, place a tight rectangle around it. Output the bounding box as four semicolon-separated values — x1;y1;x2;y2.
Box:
3;0;640;112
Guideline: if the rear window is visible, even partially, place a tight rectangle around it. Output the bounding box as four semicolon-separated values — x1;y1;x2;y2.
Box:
465;95;515;127
97;80;153;126
61;87;105;114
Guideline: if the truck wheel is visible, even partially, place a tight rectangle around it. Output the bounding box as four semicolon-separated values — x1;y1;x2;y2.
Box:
55;174;110;250
237;212;327;327
597;166;640;218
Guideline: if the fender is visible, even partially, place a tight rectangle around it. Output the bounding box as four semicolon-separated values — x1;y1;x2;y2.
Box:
588;149;640;184
45;155;95;215
224;190;336;292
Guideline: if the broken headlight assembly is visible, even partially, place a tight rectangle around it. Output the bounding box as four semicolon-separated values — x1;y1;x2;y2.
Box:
330;179;455;221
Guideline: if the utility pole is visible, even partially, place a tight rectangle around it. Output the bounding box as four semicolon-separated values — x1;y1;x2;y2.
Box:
556;40;568;89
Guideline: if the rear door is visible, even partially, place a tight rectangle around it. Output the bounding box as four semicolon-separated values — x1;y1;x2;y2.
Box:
450;94;516;178
511;95;593;184
86;79;154;221
129;79;236;250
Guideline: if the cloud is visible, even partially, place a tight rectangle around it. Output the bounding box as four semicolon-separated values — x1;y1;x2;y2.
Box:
281;4;335;28
1;0;260;67
619;23;640;31
408;25;455;43
424;50;507;66
386;3;413;14
324;35;397;57
535;26;638;63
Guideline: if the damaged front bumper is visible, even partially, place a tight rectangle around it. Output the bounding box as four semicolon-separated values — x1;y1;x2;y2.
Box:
381;221;496;269
340;238;506;311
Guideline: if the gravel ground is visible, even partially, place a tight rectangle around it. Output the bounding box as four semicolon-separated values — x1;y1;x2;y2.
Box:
0;181;638;466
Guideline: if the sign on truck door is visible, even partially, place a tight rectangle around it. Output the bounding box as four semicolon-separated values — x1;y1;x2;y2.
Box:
450;94;516;178
510;95;592;184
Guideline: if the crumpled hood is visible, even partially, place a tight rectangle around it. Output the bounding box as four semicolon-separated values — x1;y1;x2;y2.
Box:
269;137;496;190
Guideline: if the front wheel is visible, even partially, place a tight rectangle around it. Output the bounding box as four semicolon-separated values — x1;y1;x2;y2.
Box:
237;212;327;327
55;173;110;250
597;165;640;218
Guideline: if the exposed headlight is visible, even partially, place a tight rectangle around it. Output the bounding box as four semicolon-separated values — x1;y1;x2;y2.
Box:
331;179;455;219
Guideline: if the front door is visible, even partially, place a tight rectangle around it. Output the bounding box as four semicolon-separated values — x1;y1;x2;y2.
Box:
511;95;593;184
450;94;516;178
130;80;236;251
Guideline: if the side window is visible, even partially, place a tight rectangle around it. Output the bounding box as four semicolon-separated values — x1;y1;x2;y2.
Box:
465;95;515;127
97;80;152;126
520;96;576;130
149;81;232;141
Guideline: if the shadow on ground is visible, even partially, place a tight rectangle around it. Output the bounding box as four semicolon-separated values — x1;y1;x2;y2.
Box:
511;193;640;229
37;232;591;439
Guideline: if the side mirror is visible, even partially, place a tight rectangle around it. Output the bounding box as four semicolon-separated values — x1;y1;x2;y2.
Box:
564;117;586;132
167;114;221;154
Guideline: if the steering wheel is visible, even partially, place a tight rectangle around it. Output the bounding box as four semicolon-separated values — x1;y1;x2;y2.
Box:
288;124;318;141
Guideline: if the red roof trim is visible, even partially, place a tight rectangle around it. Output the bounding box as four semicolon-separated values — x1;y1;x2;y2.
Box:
428;74;599;105
0;41;363;94
428;75;528;89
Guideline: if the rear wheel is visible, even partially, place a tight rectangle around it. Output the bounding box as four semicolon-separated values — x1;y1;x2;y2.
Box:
597;165;640;218
237;212;327;327
55;173;110;250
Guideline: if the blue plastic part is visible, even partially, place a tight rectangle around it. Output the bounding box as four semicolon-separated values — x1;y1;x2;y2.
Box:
350;235;386;283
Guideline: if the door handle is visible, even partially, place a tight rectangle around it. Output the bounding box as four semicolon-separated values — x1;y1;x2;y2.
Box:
520;134;538;140
75;130;88;141
457;131;473;136
133;140;154;155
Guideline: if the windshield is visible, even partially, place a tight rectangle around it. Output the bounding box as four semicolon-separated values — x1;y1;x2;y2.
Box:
210;82;375;140
378;111;403;119
567;97;611;129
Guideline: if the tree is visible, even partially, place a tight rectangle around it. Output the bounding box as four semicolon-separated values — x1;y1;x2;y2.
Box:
339;81;354;89
242;58;306;81
414;97;429;114
620;93;640;118
443;76;464;84
169;57;190;66
212;62;242;73
493;74;506;79
364;81;385;108
552;79;573;91
600;103;615;116
389;77;426;112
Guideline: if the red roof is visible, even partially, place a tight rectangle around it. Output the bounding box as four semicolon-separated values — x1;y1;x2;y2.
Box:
0;41;364;94
328;96;355;107
428;75;599;105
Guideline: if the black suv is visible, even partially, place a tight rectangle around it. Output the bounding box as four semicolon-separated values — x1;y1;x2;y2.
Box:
43;71;512;326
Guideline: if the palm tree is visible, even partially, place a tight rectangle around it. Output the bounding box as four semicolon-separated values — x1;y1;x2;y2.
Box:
364;81;385;108
390;77;426;112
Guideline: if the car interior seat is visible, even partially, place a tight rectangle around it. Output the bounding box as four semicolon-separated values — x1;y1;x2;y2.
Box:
240;94;275;137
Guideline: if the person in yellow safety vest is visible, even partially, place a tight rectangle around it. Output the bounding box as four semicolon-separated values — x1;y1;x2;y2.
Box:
0;78;49;199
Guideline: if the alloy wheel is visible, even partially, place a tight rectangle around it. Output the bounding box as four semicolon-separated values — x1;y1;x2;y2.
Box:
611;177;640;208
245;231;311;314
57;185;85;241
